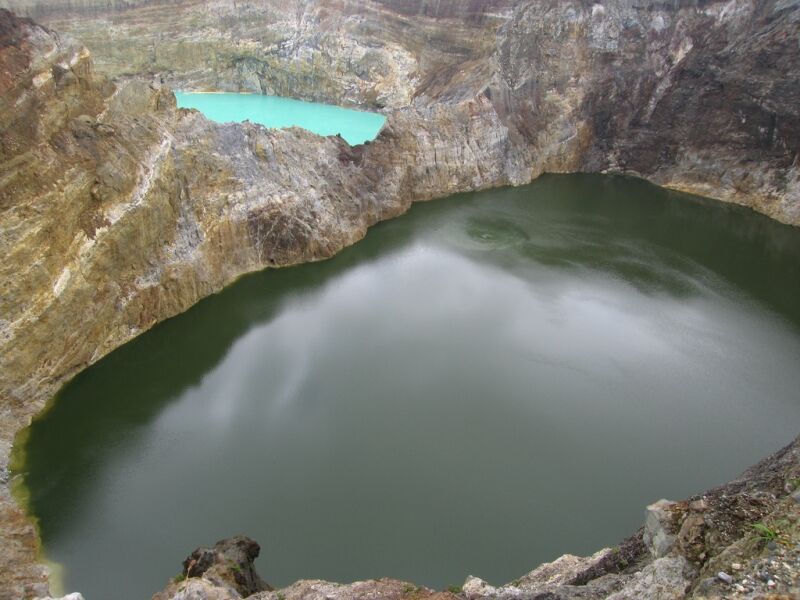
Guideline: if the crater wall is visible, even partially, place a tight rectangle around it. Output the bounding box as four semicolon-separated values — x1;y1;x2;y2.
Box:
0;3;798;599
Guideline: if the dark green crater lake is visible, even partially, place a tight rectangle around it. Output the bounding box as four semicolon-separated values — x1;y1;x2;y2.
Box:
17;175;800;599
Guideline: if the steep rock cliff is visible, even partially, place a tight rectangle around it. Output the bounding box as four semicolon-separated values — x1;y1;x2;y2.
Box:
0;12;527;597
0;0;515;109
1;2;799;599
3;0;797;223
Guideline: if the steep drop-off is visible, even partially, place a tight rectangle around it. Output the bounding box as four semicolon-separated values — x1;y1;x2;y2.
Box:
3;0;799;222
0;10;533;597
0;2;799;599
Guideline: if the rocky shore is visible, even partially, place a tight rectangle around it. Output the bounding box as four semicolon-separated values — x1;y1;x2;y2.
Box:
147;435;800;599
0;2;799;598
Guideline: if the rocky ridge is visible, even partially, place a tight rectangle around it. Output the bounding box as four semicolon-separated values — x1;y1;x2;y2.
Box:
2;0;799;225
0;2;799;599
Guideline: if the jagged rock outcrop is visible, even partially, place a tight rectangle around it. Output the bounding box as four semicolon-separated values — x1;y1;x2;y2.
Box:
150;536;271;600
0;2;799;599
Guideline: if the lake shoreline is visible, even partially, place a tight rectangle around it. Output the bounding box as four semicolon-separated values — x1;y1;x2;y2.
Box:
19;179;800;598
1;5;799;599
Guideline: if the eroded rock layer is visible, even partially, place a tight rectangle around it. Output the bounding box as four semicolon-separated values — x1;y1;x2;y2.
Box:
2;0;799;223
0;2;799;599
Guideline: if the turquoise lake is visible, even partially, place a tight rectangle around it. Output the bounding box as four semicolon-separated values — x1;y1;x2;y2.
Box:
175;92;387;145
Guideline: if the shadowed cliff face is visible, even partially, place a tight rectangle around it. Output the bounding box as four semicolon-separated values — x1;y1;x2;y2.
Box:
0;2;799;599
482;0;800;222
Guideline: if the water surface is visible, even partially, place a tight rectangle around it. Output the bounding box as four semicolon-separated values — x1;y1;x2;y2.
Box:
18;175;800;599
175;92;386;145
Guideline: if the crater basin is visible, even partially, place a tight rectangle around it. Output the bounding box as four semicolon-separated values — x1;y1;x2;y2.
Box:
16;175;800;599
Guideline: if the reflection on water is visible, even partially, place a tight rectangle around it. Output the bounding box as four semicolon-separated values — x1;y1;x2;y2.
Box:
17;175;800;600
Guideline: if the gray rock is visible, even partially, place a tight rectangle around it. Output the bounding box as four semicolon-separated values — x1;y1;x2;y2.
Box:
716;571;733;585
692;577;718;596
606;556;693;600
516;548;617;587
643;500;682;558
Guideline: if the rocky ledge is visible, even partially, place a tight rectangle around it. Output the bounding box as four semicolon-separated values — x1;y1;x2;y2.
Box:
145;434;797;600
0;2;799;599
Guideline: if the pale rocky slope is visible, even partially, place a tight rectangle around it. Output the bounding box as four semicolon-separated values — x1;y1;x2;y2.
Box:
0;2;799;599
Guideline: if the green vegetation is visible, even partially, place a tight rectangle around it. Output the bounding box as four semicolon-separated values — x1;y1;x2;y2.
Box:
447;585;462;594
752;522;777;541
402;585;424;595
226;559;242;573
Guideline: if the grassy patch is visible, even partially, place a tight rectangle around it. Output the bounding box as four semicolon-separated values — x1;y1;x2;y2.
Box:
752;522;777;541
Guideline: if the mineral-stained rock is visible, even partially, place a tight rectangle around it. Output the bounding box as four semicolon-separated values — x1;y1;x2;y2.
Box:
3;0;798;226
460;537;644;600
462;573;629;600
156;578;242;600
1;2;800;599
516;547;629;588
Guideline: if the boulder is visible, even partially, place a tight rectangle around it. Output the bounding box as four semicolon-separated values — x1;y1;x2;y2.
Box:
152;536;271;600
643;500;686;558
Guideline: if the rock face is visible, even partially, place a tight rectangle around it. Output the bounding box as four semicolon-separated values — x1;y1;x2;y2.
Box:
0;2;799;599
0;0;516;109
3;0;798;224
643;500;684;559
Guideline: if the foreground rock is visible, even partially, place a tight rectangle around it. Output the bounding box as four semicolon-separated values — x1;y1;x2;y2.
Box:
152;537;271;600
0;2;799;598
151;438;800;600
